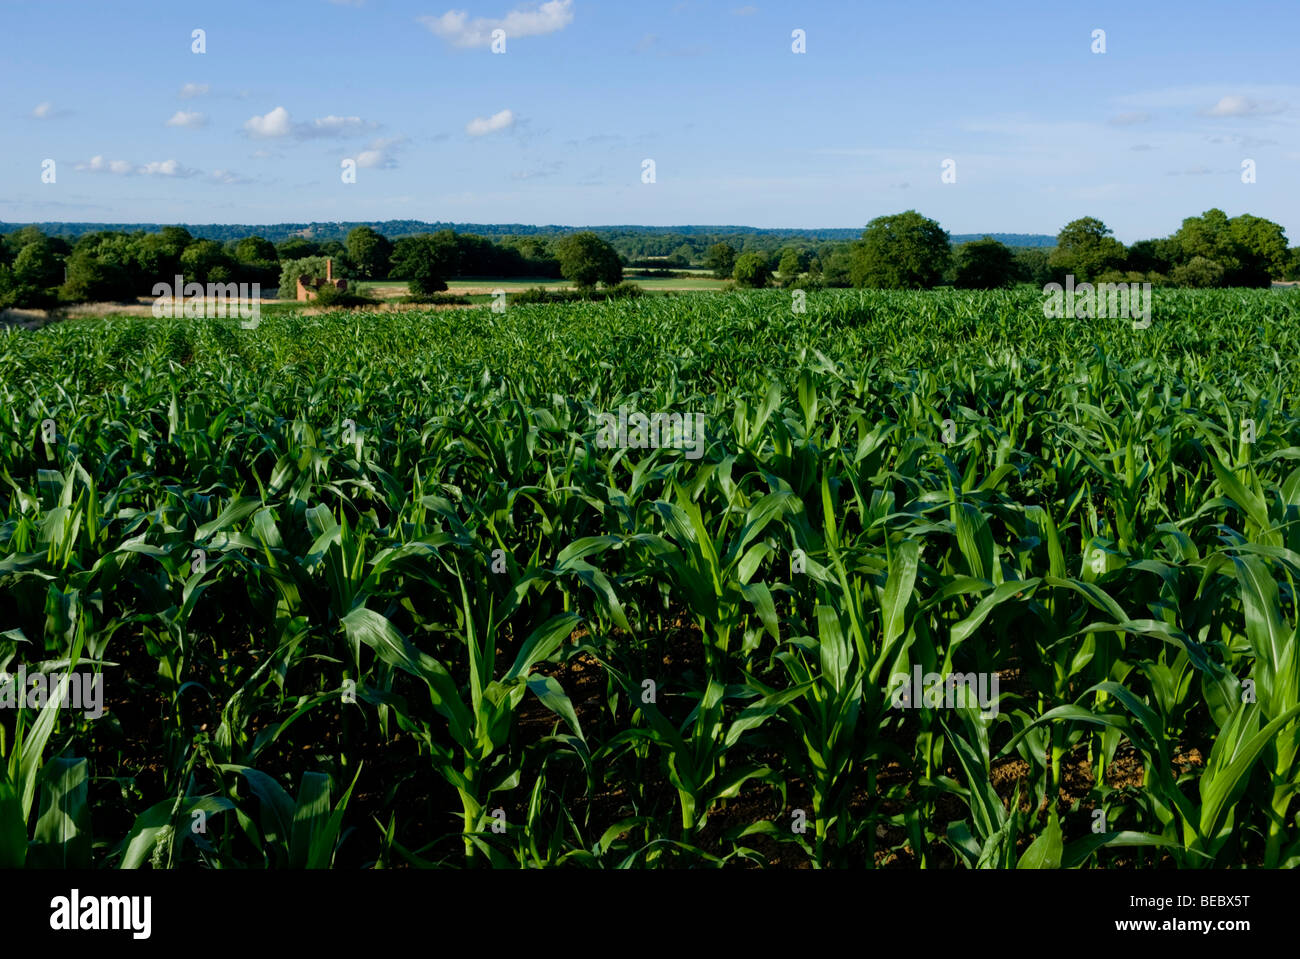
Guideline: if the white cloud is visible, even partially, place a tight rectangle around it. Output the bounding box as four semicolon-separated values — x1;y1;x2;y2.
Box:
244;106;376;139
179;83;210;98
167;110;207;128
75;156;196;176
31;101;54;118
77;155;134;175
466;108;514;136
138;159;198;177
355;136;405;168
1201;95;1285;117
302;115;372;137
1108;111;1150;126
420;0;574;48
245;106;293;137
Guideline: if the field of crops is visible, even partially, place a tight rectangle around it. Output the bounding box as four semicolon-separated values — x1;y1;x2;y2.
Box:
1;287;1298;869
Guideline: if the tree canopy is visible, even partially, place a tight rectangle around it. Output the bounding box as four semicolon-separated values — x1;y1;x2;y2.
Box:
953;237;1017;289
346;226;393;280
850;211;951;289
732;252;772;288
1047;217;1127;282
555;232;622;288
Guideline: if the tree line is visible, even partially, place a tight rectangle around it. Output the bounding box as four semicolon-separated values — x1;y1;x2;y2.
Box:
709;209;1297;290
2;208;1295;309
0;225;568;308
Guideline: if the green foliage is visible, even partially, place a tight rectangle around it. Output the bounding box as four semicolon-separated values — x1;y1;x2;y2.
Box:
179;240;238;285
1167;209;1289;287
508;282;643;305
390;235;453;295
732;252;772;288
277;237;322;260
58;248;134;302
555;232;622;288
954;237;1016;289
234;236;278;265
12;240;62;289
232;236;280;285
310;283;379;309
398;293;471;306
777;248;808;286
703;242;737;279
1171;256;1227;288
1125;238;1175;276
346;227;393;281
0;263;56;310
1048;217;1127;282
3;288;1300;868
851;210;951;289
1011;247;1054;287
277;256;350;298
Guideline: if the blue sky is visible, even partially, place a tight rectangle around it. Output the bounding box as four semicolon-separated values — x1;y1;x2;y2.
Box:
2;0;1298;242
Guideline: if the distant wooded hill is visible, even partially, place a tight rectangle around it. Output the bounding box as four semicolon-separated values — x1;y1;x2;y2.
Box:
0;221;1058;249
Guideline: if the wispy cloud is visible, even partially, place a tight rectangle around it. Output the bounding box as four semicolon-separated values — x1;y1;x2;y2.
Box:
209;169;253;184
303;115;375;137
466;108;514;136
77;156;198;177
1108;111;1150;126
76;156;133;175
1165;165;1234;176
355;136;407;168
1199;95;1286;117
419;0;574;48
512;160;562;179
138;159;199;177
1206;134;1278;147
244;106;377;139
30;101;71;119
179;83;210;98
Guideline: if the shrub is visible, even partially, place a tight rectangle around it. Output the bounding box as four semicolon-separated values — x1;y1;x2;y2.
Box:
1170;256;1226;288
311;283;378;308
399;293;471;306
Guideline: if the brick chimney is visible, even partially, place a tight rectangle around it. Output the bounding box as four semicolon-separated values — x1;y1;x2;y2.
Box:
326;258;332;282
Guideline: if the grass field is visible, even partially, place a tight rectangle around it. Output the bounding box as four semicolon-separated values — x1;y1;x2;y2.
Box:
2;287;1299;869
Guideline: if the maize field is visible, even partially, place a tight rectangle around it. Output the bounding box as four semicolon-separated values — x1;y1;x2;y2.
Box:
1;287;1298;869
